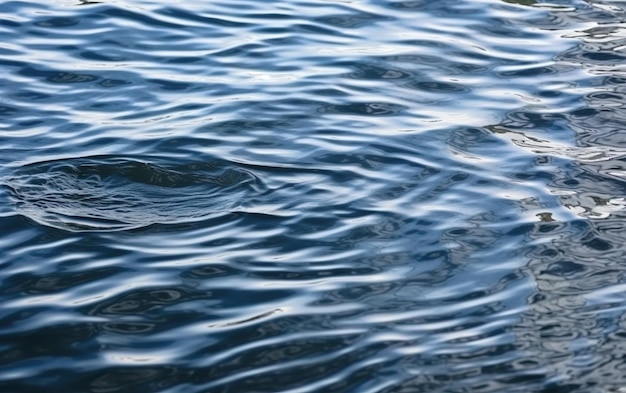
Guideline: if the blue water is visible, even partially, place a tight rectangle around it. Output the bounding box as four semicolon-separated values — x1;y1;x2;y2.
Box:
1;0;626;392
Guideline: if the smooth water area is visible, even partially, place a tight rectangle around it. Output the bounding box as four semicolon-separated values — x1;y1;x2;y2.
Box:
1;0;626;391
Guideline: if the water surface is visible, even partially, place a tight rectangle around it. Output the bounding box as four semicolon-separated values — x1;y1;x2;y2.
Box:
1;0;626;392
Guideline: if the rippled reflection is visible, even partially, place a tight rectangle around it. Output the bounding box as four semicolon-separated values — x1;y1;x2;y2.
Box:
1;0;626;392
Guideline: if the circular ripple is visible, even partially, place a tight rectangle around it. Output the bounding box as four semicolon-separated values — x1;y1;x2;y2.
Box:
3;156;263;231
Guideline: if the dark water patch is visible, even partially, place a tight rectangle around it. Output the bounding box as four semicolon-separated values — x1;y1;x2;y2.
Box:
34;17;80;28
8;89;52;101
211;42;267;58
3;156;263;232
1;266;123;297
17;66;99;84
318;102;407;116
407;80;468;93
79;49;127;62
344;63;413;80
0;57;27;69
316;11;392;28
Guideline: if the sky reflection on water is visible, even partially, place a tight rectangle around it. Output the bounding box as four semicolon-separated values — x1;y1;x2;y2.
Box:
1;0;626;392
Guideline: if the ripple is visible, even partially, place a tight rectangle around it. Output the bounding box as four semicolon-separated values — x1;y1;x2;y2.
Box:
3;156;263;231
2;0;626;392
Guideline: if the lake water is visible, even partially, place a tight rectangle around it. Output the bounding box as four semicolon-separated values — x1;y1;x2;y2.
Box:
1;0;626;392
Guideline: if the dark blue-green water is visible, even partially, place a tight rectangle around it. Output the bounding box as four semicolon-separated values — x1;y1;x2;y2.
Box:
1;0;626;392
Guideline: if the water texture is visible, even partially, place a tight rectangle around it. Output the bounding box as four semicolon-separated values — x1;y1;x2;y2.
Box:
1;0;625;392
